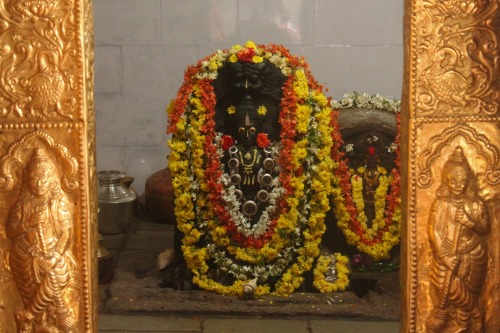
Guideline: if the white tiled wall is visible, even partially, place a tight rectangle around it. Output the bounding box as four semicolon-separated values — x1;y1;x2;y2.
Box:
93;0;405;196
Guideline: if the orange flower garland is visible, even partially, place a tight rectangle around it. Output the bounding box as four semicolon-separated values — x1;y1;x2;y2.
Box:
167;41;339;296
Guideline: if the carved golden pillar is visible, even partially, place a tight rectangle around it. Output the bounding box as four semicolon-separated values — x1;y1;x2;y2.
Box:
402;1;499;332
0;1;97;332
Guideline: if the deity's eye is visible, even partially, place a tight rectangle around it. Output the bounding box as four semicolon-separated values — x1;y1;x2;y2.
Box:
249;127;256;134
238;127;245;133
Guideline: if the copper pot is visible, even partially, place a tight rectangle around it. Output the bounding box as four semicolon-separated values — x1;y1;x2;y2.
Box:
144;168;175;223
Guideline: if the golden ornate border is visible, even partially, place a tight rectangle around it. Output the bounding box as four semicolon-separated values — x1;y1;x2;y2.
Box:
0;0;97;331
402;1;500;332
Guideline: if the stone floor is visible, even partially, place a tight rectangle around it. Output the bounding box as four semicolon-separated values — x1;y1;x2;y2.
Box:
98;314;400;333
98;213;401;332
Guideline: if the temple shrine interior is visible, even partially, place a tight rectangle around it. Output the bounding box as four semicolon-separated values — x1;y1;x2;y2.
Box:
1;1;498;333
92;1;404;331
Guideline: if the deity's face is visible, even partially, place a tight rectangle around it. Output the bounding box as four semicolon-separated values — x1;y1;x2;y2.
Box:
28;168;52;196
444;165;469;198
236;119;258;148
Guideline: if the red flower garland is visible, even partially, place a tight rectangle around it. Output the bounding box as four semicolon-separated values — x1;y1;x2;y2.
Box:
332;113;401;248
201;46;322;250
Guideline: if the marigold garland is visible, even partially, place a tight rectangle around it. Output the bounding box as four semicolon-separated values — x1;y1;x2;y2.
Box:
167;41;339;296
330;92;402;261
313;253;350;293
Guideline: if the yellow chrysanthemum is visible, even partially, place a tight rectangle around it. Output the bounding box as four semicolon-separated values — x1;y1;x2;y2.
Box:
166;100;175;114
257;105;267;115
293;69;309;100
208;60;219;71
295;105;312;133
313;253;350;293
245;40;256;49
252;55;264;63
228;54;238;63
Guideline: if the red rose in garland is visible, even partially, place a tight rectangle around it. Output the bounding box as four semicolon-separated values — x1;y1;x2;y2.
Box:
256;133;270;148
237;48;256;63
221;135;235;150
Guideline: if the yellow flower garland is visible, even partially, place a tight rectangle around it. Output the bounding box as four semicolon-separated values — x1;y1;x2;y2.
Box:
313;253;350;293
167;41;338;296
350;167;392;240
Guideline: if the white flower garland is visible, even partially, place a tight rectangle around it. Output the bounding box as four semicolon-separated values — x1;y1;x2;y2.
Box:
331;91;401;114
219;142;286;239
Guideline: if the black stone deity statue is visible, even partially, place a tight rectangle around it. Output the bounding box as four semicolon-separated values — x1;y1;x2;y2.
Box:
214;60;286;225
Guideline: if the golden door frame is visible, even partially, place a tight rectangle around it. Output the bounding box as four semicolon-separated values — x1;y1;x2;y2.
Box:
0;0;498;332
401;1;499;333
0;1;97;332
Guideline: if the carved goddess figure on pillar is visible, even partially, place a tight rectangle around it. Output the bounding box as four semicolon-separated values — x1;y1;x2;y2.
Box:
6;147;79;333
425;146;490;333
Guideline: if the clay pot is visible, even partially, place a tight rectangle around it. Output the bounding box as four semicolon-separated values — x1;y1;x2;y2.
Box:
144;168;175;223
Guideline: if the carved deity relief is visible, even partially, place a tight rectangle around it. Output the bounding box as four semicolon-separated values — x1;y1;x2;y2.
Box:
0;133;82;333
424;146;490;332
0;0;79;119
0;0;95;331
407;123;500;333
414;0;499;116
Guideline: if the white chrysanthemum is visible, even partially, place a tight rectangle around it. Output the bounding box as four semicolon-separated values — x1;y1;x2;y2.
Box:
331;92;400;113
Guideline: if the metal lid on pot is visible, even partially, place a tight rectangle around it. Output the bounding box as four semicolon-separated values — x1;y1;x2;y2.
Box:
97;170;137;202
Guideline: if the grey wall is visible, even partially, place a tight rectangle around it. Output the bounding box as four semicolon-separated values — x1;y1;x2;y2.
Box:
94;0;404;196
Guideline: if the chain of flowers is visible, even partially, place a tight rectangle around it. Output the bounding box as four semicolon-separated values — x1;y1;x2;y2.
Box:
312;253;350;293
167;41;336;296
203;71;331;293
330;92;402;261
204;75;335;281
331;91;401;114
205;73;304;256
205;117;304;269
350;166;396;240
